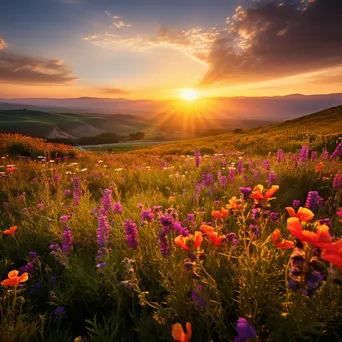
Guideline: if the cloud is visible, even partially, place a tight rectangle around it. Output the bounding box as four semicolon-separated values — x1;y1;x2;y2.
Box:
100;87;129;95
0;52;76;84
104;11;132;28
82;26;219;64
201;0;342;85
0;37;7;50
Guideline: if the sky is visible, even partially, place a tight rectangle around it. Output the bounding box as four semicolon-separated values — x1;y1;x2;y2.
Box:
0;0;342;99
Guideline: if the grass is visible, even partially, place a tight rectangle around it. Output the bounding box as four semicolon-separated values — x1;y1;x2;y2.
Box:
0;107;341;341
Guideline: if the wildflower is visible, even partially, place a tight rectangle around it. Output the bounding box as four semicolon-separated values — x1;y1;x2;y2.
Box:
62;227;73;254
3;225;17;235
272;229;294;249
192;285;207;310
315;162;324;171
53;306;67;320
60;215;70;223
240;187;251;199
28;251;37;259
269;211;279;223
267;171;277;185
228;168;235;183
235;317;257;342
311;151;318;161
292;200;301;208
194;149;201;168
321;148;329;161
37;203;45;210
113;201;123;214
304;191;319;212
322;249;342;269
263;159;271;171
101;189;113;212
299;145;309;163
206;231;226;246
6;167;17;172
97;214;110;247
187;213;195;222
174;231;203;251
276;149;284;162
202;172;213;187
227;196;242;210
286;206;314;221
74;337;82;342
332;173;342;191
1;270;28;286
226;232;239;245
73;177;82;205
158;235;170;257
237;158;244;173
337;208;342;219
141;209;154;222
251;184;279;201
212;208;229;219
219;175;227;188
124;220;139;248
318;218;332;228
172;322;192;342
330;141;342;159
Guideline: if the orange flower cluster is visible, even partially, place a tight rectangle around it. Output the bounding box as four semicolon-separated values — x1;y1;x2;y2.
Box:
251;184;279;201
200;225;225;246
174;232;203;251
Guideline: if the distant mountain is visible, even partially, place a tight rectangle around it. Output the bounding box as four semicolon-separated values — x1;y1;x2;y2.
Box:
1;93;342;120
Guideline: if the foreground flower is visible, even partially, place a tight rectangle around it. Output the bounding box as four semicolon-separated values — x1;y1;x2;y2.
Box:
3;225;17;235
272;229;294;249
286;207;314;222
172;322;192;342
212;208;229;219
322;249;342;269
124;219;139;248
235;317;257;342
1;270;28;286
251;184;279;201
174;231;202;251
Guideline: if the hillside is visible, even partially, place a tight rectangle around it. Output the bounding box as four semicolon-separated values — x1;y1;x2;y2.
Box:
136;105;342;155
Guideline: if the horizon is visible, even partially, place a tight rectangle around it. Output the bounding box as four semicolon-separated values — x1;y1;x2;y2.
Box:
1;0;342;100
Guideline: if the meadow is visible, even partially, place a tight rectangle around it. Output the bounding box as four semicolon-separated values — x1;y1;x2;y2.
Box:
0;110;342;341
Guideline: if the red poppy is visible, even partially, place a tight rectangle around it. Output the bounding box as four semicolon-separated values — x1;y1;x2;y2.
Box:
3;226;17;235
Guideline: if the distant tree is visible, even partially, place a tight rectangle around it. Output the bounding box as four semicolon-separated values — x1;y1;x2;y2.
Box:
233;128;244;134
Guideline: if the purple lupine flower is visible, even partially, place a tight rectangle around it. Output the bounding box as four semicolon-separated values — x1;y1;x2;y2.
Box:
321;148;329;161
249;224;260;236
53;306;67;320
28;252;37;259
101;189;113;212
276;149;284;162
293;200;301;208
299;145;309;163
192;285;207;310
237;158;243;173
234;318;257;342
194;149;201;168
330;141;342;160
269;212;280;223
62;227;72;254
267;171;277;185
240;187;251;199
63;189;71;197
97;214;110;247
73;177;82;205
219;175;227;188
113;201;123;213
310;151;318;161
187;213;195;222
173;222;189;236
226;232;239;245
332;173;342;191
96;262;106;268
158;235;170;257
263;159;271;171
228;168;235;183
318;218;332;228
202;173;213;186
305;191;319;212
140;209;154;222
124;220;139;248
49;243;59;250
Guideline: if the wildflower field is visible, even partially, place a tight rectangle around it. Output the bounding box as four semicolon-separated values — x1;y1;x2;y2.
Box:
1;131;342;342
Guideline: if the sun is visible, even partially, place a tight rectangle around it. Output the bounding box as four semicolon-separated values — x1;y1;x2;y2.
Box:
179;88;198;101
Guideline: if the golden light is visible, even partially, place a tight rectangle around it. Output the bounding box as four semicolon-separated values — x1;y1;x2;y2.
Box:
179;88;198;101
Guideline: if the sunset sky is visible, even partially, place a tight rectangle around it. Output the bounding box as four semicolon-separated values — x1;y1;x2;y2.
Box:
0;0;341;99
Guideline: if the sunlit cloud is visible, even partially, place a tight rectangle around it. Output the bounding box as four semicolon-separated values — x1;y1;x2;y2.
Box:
100;87;130;95
0;37;7;50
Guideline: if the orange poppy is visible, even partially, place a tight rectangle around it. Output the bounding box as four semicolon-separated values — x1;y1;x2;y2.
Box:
6;167;17;172
226;196;242;210
322;249;342;270
1;270;29;286
212;208;229;219
3;226;17;235
172;322;192;342
200;225;215;234
251;184;279;201
206;231;226;246
271;229;294;249
286;207;314;222
174;232;203;251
